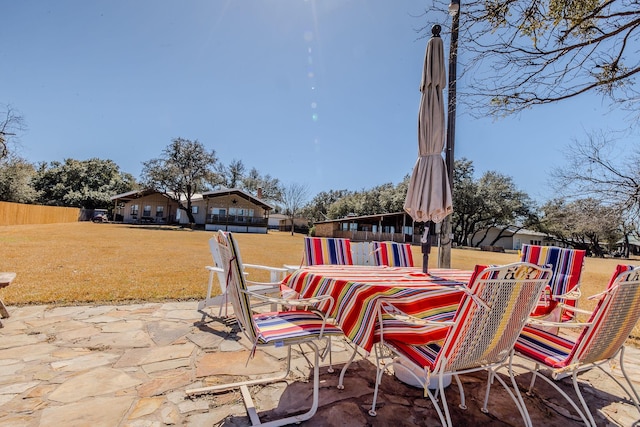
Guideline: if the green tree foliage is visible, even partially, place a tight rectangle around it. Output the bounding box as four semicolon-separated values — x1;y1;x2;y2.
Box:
321;179;411;220
217;158;246;189
424;0;640;115
141;138;217;224
33;158;138;209
241;167;283;204
0;155;38;203
301;189;354;223
540;197;622;256
451;158;536;246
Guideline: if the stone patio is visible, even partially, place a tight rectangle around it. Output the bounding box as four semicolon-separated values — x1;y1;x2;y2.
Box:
0;301;638;426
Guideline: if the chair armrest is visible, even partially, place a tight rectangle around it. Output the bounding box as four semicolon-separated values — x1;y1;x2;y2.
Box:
554;302;593;316
243;289;335;314
527;317;592;328
244;263;289;273
552;288;581;301
283;264;301;273
243;263;289;282
205;265;224;273
380;301;455;327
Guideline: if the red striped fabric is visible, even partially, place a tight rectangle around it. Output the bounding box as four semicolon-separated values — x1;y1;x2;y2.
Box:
372;241;415;267
254;311;343;344
520;244;586;321
282;265;470;351
384;263;551;372
303;237;354;266
516;264;640;368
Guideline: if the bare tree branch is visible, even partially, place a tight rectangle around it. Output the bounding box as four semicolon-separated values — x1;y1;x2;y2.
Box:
420;0;640;117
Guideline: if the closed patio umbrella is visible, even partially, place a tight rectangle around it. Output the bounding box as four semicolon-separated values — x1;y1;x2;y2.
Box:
403;25;453;273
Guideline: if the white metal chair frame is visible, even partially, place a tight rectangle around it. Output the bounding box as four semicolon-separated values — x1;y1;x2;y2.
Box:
198;236;288;316
369;262;552;427
514;265;640;427
187;231;343;427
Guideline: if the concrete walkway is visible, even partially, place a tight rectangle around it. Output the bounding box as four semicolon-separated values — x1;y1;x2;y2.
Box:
1;301;639;426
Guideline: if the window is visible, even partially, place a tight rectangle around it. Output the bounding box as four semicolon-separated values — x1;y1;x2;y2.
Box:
130;204;139;216
156;206;164;217
143;205;152;217
191;206;199;214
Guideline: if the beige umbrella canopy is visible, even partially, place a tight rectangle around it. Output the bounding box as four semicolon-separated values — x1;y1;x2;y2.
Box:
403;25;453;272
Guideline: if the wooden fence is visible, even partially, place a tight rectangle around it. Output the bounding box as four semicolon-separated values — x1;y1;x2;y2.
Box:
0;201;80;225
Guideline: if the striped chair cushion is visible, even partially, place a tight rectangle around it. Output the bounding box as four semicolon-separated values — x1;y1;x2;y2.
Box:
304;237;353;266
374;311;453;345
254;310;343;345
517;265;638;368
515;326;574;368
520;245;586;321
386;340;441;370
373;242;414;267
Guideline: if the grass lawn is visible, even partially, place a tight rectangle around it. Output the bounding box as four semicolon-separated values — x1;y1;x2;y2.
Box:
2;222;639;339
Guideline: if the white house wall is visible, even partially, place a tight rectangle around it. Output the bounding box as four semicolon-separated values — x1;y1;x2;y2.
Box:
177;199;207;225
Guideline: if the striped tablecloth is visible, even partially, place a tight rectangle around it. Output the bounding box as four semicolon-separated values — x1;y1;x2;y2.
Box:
282;265;472;352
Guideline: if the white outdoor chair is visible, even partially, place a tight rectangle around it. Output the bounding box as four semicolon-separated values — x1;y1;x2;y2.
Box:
369;262;552;427
187;231;344;426
515;264;640;426
198;235;288;316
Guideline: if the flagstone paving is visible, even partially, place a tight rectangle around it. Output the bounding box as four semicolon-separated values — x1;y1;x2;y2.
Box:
0;301;638;426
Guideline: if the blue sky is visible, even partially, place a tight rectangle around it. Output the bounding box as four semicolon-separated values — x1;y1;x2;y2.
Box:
1;1;632;204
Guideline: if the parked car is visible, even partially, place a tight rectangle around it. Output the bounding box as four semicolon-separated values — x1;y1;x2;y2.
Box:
92;209;109;223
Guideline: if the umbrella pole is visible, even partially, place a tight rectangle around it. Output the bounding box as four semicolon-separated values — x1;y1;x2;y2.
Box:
421;222;432;274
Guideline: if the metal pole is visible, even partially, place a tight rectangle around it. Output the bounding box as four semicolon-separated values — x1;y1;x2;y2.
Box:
439;1;459;269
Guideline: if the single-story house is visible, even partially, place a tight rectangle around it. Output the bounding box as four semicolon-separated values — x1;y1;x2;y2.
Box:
110;189;185;224
111;188;274;233
470;227;558;251
201;188;273;234
268;213;309;232
313;212;423;244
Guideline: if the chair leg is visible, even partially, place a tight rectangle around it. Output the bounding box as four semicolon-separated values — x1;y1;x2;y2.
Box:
187;343;323;427
570;370;597;426
482;358;533;427
186;345;294;397
600;346;640;414
368;346;447;426
337;345;360;389
520;366;592;426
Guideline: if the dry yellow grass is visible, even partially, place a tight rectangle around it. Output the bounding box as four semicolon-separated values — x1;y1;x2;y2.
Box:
1;222;639;339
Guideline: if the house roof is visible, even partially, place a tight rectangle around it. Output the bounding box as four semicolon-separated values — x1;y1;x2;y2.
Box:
315;211;412;224
111;189;203;203
201;188;273;210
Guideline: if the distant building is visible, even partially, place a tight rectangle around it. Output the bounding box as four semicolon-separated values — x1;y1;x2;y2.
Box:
313;212;422;244
110;188;273;233
469;227;558;251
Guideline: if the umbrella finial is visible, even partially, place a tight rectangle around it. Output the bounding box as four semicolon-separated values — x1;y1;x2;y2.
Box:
431;24;441;37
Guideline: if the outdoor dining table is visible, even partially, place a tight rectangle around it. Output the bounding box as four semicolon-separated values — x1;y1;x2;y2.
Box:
281;265;472;352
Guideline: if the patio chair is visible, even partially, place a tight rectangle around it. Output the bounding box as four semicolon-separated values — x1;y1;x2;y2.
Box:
198;236;288;316
372;241;414;267
514;264;640;426
519;244;586;331
304;236;353;266
284;236;354;273
187;231;344;426
369;262;552;427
